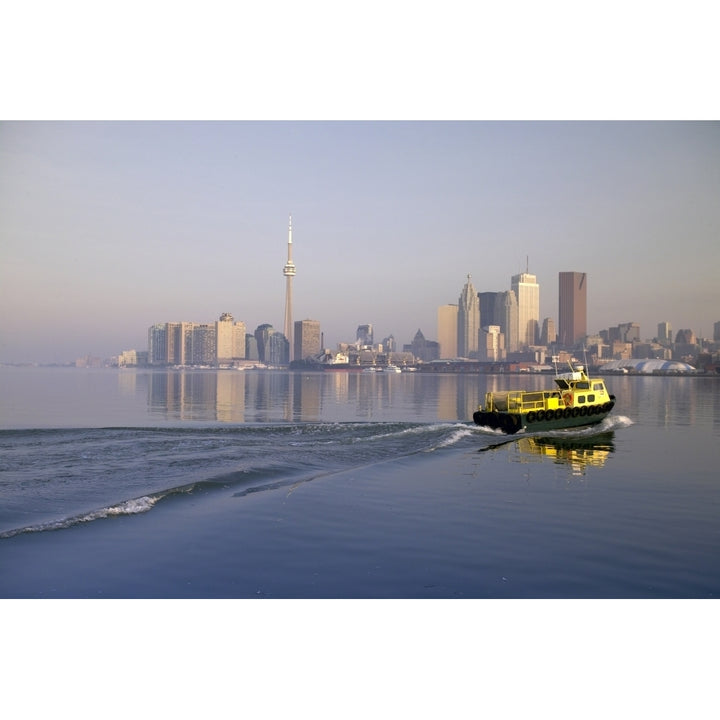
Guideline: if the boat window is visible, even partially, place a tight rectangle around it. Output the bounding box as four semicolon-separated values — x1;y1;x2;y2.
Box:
576;381;589;390
593;383;604;391
577;395;586;403
588;394;595;402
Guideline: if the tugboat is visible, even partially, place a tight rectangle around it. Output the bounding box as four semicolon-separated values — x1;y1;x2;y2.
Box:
473;361;615;435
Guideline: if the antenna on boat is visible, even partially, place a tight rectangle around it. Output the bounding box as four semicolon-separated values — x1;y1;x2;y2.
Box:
552;354;560;377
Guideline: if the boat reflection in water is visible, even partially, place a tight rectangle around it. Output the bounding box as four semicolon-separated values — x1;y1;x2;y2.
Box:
483;432;615;477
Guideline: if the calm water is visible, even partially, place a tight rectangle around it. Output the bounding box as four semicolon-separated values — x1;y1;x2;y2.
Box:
1;366;719;598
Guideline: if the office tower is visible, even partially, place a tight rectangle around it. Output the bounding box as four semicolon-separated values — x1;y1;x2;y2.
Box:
478;292;500;329
714;321;720;342
658;322;672;344
511;271;540;348
266;332;290;366
675;328;696;344
541;317;556;346
457;275;480;358
356;324;373;346
407;329;440;362
382;335;397;353
245;334;259;361
494;290;518;353
294;319;322;361
480;325;505;362
254;323;275;363
437;304;458;359
618;322;640;343
558;272;587;347
283;216;296;360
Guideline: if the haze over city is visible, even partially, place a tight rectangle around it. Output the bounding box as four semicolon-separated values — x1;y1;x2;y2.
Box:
1;120;719;364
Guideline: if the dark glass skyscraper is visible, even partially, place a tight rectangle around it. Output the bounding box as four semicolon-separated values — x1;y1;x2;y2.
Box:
558;272;587;347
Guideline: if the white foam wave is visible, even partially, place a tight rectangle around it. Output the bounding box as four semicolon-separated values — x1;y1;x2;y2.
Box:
81;496;158;521
432;425;476;449
358;422;451;442
1;495;159;539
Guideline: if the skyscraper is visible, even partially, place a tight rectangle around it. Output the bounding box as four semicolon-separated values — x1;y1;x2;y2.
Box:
216;312;246;364
356;324;373;346
493;290;518;353
294;319;321;361
540;317;556;346
283;216;296;361
437;304;458;359
511;271;540;348
457;275;480;358
558;271;587;347
478;292;500;329
658;321;672;344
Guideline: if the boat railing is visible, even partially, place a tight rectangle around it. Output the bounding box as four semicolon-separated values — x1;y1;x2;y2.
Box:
486;390;562;413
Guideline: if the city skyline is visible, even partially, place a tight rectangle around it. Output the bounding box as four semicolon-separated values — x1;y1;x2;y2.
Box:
2;121;719;364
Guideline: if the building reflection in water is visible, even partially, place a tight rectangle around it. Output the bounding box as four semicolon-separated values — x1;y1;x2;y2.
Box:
512;433;615;477
146;370;518;424
145;369;718;433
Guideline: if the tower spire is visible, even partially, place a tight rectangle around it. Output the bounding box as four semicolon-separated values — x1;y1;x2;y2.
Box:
283;215;296;362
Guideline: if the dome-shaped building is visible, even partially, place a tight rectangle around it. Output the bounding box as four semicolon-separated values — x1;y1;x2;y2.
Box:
599;359;696;374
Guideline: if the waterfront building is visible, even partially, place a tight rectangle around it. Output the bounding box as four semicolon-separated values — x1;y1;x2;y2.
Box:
294;319;322;361
148;321;192;365
190;324;216;365
437;304;458;359
216;313;246;364
511;271;540;349
283;216;296;360
148;324;167;365
493;290;519;353
457;275;480;358
558;272;587;347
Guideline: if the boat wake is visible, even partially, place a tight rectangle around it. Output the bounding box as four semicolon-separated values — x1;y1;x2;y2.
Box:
0;421;477;539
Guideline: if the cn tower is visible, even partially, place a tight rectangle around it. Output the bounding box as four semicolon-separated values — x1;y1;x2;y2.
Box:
283;215;296;360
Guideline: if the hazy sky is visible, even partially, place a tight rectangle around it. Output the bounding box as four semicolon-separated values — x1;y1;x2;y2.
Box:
1;120;719;363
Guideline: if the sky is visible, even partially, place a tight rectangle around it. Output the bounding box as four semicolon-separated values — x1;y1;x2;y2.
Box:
1;120;718;363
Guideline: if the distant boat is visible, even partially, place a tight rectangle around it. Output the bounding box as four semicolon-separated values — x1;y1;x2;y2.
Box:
382;365;402;373
472;363;615;435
